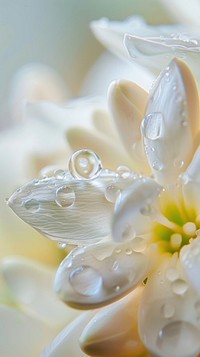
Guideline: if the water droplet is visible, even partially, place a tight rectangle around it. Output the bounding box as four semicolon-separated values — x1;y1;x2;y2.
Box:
58;242;67;249
125;247;133;255
54;169;65;179
115;248;121;254
69;265;103;296
166;267;179;282
24;199;40;213
132;237;147;252
141;112;163;140
114;285;120;292
140;204;152;216
116;165;131;179
68;149;102;180
172;279;188;295
173;158;184;168
156;321;199;357
152;160;164;171
181;119;188;127
55;186;75;208
122;224;136;241
161;303;175;318
105;184;120;203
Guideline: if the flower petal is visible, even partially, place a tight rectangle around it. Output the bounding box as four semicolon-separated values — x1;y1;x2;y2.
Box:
112;177;163;242
108;79;150;173
40;312;95;357
54;241;149;309
2;256;80;329
8;170;138;245
80;287;149;357
180;237;200;294
0;306;55;357
141;58;199;185
162;0;200;26
139;256;200;357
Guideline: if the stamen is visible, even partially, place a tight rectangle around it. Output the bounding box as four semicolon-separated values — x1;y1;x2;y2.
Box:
152;211;182;233
183;222;197;236
170;233;182;250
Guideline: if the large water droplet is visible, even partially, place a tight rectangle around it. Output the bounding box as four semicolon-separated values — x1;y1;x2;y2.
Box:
166;267;179;282
105;184;121;203
68;149;102;180
156;321;199;357
55;186;75;208
116;165;131;179
69;265;103;296
172;279;188;295
141;112;163;140
161;303;175;319
24;199;40;213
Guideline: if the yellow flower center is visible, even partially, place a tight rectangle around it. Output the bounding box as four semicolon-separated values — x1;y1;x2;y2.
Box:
152;189;199;254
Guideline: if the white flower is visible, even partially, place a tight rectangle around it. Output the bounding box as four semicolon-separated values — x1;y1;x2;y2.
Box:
8;56;200;357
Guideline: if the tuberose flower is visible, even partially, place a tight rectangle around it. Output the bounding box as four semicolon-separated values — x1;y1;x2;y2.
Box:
8;54;200;357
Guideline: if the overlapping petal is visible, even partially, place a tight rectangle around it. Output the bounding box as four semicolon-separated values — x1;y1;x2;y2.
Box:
180;237;200;294
142;58;199;185
8;169;140;245
54;241;149;309
80;287;149;357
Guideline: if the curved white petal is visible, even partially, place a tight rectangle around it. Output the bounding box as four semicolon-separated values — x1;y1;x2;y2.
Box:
112;177;163;242
139;256;200;357
0;306;55;357
2;257;80;328
80;287;148;357
142;58;199;186
108;79;150;173
40;312;95;357
54;241;149;309
8;170;139;245
180;237;200;294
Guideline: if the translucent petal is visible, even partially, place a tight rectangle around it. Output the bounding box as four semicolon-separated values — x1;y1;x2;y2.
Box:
54;241;149;309
80;287;149;357
2;257;80;329
180;237;200;294
139;256;200;357
108;79;149;173
0;306;55;357
8;170;139;245
40;312;95;357
142;58;199;185
112;177;163;242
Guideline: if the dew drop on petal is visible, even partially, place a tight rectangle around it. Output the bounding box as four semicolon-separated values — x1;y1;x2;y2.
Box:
161;303;175;318
24;199;40;213
141;112;163;141
132;237;147;252
156;321;199;357
69;265;103;296
105;184;121;203
55;186;75;208
111;260;119;271
125;247;133;255
116;165;131;179
54;169;66;179
140;204;152;216
152;160;164;171
68;149;102;180
58;242;67;249
173;158;184;169
166;267;179;282
172;279;188;295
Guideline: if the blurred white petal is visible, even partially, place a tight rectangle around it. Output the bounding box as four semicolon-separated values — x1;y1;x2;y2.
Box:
0;306;55;357
40;312;95;357
142;58;199;185
54;241;149;309
112;177;162;242
161;0;200;26
80;287;148;357
2;256;80;329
